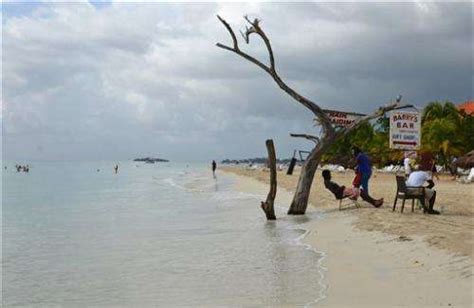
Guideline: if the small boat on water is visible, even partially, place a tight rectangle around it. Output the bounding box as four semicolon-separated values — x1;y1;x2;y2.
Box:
133;157;169;164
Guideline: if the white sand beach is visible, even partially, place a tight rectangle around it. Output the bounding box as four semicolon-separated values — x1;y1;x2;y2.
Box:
224;167;473;307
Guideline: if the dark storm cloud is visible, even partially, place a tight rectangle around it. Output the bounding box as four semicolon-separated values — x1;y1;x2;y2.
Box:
2;2;472;161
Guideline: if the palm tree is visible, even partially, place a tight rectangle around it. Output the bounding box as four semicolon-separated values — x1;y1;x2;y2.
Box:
422;118;464;163
460;113;474;153
421;101;464;168
422;101;460;124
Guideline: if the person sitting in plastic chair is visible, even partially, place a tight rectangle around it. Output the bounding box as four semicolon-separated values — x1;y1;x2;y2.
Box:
406;168;440;215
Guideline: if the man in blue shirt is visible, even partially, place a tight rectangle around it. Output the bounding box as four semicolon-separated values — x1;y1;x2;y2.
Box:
354;147;372;193
353;146;383;207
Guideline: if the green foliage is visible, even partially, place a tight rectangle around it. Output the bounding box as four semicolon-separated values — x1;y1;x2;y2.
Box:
421;101;471;166
321;101;474;168
422;101;460;124
460;114;474;152
323;121;387;168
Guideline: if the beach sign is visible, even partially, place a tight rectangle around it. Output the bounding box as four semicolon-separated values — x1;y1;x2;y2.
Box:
324;109;365;127
389;110;421;150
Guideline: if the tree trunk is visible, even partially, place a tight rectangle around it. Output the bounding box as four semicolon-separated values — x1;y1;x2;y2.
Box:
261;139;277;220
287;135;333;215
287;152;320;215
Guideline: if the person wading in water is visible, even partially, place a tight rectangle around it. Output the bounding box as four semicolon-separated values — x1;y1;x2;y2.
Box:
212;160;217;178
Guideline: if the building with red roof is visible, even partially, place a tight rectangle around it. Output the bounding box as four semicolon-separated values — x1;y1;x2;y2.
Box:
457;100;474;115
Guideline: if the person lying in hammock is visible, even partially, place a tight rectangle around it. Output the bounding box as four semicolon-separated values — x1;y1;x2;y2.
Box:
322;169;360;200
322;169;383;207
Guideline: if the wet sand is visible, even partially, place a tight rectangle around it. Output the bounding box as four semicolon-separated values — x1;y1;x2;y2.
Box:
223;166;473;307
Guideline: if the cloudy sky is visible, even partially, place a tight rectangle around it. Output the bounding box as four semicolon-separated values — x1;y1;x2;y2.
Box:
2;1;472;162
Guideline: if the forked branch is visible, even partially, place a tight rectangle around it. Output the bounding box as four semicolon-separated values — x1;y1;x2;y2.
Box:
242;16;275;71
216;15;334;137
217;15;239;51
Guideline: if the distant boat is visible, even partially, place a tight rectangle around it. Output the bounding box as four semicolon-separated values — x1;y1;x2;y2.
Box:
133;157;169;163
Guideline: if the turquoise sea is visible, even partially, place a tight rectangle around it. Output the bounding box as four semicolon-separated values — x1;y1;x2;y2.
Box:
2;161;325;306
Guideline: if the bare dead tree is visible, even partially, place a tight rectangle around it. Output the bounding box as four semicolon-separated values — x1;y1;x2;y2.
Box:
261;139;277;220
216;15;411;215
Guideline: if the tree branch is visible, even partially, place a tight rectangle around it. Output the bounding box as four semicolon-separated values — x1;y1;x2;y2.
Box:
217;15;239;51
243;16;275;72
216;15;335;137
336;103;414;138
216;42;273;74
290;133;320;144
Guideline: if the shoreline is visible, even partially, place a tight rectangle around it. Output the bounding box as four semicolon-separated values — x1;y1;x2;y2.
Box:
293;227;329;306
223;168;473;307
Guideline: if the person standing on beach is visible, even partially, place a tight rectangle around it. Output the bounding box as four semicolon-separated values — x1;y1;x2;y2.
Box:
212;160;217;178
404;151;416;178
114;164;119;174
352;146;383;207
353;146;372;193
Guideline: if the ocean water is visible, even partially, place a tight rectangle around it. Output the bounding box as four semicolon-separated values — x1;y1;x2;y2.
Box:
2;162;325;306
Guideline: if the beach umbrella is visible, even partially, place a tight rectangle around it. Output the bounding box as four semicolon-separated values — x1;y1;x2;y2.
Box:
454;150;474;169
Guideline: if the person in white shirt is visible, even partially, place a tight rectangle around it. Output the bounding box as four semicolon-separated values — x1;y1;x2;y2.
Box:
403;151;416;178
404;157;412;177
406;170;439;214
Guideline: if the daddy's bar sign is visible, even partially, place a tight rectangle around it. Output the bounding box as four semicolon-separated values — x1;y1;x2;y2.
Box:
324;109;365;127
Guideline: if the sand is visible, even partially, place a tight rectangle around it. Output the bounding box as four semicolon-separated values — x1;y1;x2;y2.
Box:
223;167;473;307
